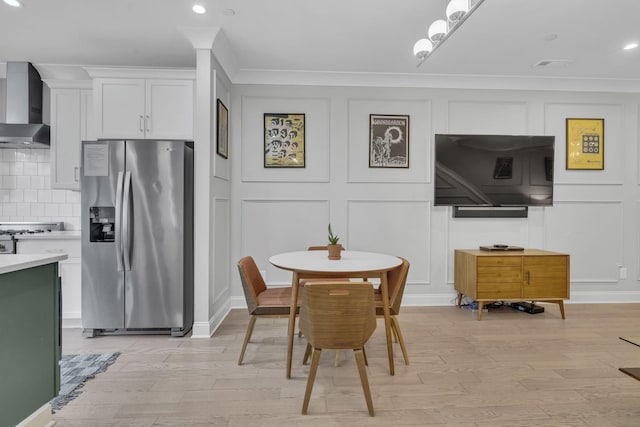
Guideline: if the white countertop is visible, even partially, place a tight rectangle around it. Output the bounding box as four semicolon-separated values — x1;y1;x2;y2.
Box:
0;254;69;274
14;231;81;241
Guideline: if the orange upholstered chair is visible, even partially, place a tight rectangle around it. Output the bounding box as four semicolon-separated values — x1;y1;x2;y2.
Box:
375;257;410;365
237;256;300;365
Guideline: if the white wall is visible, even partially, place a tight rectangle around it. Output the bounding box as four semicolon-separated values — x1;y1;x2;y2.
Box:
230;84;640;306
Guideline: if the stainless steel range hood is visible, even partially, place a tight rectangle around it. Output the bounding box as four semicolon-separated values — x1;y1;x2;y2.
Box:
0;62;50;149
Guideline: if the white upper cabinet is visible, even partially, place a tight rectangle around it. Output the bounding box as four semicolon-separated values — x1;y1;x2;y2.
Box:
47;81;94;190
81;89;96;141
89;68;195;140
145;79;194;140
94;79;145;139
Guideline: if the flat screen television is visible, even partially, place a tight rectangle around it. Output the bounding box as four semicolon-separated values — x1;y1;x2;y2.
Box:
434;134;555;207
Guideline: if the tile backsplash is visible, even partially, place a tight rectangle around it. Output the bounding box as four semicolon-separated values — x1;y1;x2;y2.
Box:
0;149;80;230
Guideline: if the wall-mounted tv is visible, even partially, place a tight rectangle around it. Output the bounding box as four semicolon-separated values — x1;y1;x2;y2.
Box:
434;134;555;207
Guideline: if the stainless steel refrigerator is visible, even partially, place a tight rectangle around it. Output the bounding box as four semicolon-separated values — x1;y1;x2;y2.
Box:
81;140;193;337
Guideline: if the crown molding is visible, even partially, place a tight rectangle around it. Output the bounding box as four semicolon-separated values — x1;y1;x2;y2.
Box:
230;68;640;93
84;66;195;80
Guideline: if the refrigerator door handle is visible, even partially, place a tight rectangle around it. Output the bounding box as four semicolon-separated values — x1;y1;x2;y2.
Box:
122;171;132;271
115;171;125;272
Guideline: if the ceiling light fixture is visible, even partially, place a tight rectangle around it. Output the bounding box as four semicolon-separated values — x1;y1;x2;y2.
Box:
623;42;638;50
192;4;206;14
414;0;485;67
3;0;22;7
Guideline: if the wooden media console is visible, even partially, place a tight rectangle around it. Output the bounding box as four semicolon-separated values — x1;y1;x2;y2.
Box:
454;249;570;320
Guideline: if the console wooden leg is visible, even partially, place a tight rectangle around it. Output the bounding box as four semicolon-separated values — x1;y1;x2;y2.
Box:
457;292;463;306
477;301;484;320
538;299;566;319
558;300;565;319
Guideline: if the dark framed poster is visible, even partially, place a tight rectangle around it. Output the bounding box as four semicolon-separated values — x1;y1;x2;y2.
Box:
369;114;409;168
216;99;228;159
264;113;305;168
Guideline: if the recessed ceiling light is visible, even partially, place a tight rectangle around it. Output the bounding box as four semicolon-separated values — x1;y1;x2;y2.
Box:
3;0;22;7
623;42;638;50
222;8;236;16
192;4;206;14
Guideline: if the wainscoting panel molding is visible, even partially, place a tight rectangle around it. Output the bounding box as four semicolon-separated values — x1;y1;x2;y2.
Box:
448;100;528;135
544;200;623;284
240;96;331;183
347;200;431;286
347;98;431;183
544;102;624;185
241;199;330;285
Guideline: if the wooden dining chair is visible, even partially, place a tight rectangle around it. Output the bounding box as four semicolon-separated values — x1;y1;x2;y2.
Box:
299;281;377;416
375;257;410;365
301;245;350;367
237;256;300;365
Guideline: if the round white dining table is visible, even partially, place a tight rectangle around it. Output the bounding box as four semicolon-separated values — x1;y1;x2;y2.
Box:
269;250;402;378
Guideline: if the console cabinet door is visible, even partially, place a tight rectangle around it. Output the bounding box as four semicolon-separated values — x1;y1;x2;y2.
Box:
522;256;569;299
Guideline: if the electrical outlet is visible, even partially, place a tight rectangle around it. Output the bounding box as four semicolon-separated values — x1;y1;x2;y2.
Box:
620;267;627;279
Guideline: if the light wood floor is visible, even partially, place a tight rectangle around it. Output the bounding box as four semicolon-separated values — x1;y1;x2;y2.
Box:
54;303;640;426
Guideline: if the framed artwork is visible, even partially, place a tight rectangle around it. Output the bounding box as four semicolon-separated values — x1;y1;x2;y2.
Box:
369;114;409;168
566;118;604;170
264;113;305;168
216;99;228;159
493;157;513;179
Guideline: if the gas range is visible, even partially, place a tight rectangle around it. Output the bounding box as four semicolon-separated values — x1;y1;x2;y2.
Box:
0;222;65;254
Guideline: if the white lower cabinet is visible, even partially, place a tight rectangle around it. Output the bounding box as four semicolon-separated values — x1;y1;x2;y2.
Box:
17;239;81;327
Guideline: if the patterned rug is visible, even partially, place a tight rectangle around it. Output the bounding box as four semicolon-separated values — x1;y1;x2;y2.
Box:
50;353;121;412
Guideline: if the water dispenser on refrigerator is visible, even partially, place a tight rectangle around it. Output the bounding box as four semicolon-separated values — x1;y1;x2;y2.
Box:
89;206;115;242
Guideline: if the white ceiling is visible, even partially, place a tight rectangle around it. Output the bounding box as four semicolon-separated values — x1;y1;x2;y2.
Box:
1;0;640;89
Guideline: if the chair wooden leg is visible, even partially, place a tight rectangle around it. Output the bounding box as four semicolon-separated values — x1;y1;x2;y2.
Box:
302;348;322;414
303;343;312;365
334;350;340;367
238;315;257;365
391;316;409;365
354;348;374;416
362;345;368;366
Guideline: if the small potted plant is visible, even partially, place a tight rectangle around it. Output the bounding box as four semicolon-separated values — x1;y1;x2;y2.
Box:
327;223;342;260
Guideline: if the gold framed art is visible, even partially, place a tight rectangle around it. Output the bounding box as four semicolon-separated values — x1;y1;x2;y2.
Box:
264;113;305;168
566;118;604;170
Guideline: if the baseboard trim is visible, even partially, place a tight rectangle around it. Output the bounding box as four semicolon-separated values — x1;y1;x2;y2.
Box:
16;403;54;427
124;290;640;338
191;299;233;338
564;290;640;303
62;317;82;329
